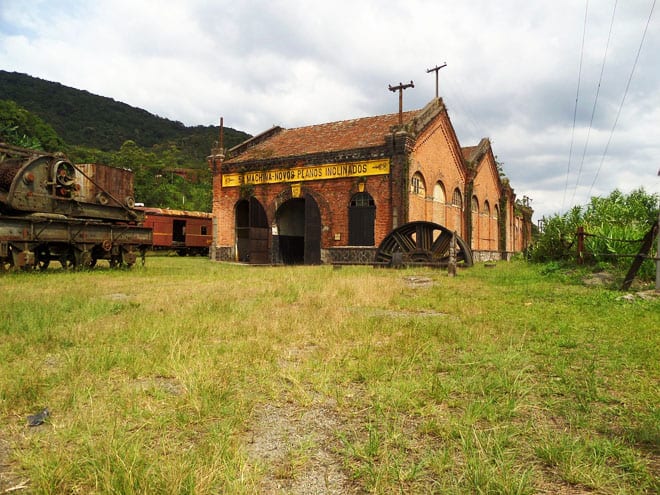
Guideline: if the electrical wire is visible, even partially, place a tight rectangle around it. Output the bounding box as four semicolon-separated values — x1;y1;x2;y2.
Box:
569;0;618;206
562;0;590;211
588;0;656;196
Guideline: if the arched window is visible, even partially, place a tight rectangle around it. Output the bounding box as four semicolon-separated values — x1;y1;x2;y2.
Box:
452;188;462;208
349;192;375;246
433;182;446;203
350;192;374;208
410;172;426;197
432;181;447;225
483;200;490;215
471;195;479;247
471;196;479;213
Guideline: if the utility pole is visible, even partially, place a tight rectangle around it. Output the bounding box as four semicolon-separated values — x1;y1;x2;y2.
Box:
656;168;660;291
207;117;225;261
426;62;447;98
388;81;414;125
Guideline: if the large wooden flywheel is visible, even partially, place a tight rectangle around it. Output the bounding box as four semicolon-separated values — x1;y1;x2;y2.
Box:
375;221;473;267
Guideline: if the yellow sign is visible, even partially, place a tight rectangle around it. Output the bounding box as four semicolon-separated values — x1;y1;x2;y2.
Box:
222;159;390;187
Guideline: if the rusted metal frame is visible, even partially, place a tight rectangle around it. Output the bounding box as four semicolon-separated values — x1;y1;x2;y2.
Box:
31;219;53;240
70;163;138;219
108;224;152;251
66;221;91;244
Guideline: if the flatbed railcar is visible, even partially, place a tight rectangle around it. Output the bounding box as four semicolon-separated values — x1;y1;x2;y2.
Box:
0;142;152;270
137;207;212;256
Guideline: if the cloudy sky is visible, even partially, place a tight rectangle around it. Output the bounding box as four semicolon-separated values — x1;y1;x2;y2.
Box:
1;0;658;220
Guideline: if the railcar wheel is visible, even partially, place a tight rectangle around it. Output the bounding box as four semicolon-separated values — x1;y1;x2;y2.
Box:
109;253;123;268
1;245;14;271
59;251;77;270
76;250;93;269
35;246;51;271
375;221;474;267
0;257;12;272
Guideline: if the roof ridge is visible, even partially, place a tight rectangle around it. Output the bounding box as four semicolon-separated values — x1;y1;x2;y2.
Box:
283;109;421;132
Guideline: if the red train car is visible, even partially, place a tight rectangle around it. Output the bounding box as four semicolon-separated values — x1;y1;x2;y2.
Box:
137;207;212;256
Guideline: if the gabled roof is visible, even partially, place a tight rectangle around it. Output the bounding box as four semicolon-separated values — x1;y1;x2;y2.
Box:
462;138;504;194
461;145;480;161
461;139;491;164
225;110;419;164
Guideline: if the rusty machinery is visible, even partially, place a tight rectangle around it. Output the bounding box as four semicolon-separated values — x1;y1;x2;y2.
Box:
375;221;473;268
0;142;152;271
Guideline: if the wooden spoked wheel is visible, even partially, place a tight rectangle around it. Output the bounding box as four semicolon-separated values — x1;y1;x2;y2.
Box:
375;221;473;267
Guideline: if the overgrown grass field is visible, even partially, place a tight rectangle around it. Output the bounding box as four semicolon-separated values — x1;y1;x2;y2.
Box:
1;258;658;494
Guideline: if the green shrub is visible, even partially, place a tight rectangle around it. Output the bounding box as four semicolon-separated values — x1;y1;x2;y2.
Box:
531;189;659;280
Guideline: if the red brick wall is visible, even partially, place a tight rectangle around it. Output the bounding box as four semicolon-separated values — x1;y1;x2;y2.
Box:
471;152;502;251
408;111;466;236
210;111;533;262
212;162;399;254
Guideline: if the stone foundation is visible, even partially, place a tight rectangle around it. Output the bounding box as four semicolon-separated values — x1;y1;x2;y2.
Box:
322;247;378;265
211;246;235;262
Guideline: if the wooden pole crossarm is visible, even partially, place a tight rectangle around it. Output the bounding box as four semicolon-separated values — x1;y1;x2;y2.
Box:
388;81;414;125
426;62;447;98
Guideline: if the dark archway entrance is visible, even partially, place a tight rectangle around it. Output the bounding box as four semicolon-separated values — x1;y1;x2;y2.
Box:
275;194;321;264
235;197;269;263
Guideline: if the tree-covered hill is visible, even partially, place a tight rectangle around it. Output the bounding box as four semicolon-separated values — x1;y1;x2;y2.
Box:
0;71;252;211
0;70;249;158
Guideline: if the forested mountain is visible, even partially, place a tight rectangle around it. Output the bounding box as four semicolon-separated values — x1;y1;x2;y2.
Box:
0;70;251;211
0;70;249;159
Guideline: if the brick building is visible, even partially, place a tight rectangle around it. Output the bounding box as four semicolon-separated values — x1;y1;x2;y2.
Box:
209;97;532;264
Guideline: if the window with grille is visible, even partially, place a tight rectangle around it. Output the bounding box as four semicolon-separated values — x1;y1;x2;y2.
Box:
452;188;462;208
411;173;426;197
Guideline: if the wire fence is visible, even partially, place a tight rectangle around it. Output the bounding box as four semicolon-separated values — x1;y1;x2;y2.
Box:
577;223;659;262
574;222;659;290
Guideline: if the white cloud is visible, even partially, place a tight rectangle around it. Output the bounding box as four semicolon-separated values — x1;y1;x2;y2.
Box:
1;0;659;220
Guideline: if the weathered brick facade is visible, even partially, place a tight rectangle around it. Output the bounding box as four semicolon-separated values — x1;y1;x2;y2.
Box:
209;98;532;264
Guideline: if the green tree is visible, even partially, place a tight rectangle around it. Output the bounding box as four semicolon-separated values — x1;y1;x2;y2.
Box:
0;99;63;150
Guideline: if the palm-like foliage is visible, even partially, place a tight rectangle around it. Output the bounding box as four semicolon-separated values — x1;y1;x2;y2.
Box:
532;189;659;279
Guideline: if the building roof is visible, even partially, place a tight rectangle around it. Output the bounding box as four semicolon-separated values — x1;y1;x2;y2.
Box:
461;138;491;165
225;110;419;164
461;145;479;161
137;206;212;218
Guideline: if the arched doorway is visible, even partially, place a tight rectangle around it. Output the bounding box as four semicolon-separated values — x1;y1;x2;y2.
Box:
235;197;269;263
275;194;321;264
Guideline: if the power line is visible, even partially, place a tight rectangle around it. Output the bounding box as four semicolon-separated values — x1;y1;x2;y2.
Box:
443;76;486;140
569;0;618;206
562;0;590;211
588;0;656;196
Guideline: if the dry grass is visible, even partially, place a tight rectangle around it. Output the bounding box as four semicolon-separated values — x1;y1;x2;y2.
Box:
0;257;658;494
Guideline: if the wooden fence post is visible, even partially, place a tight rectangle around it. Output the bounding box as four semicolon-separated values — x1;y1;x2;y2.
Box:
655;209;659;291
577;226;585;265
621;221;658;291
448;232;457;277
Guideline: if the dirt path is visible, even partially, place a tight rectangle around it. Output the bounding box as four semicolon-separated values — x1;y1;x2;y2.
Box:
244;395;357;494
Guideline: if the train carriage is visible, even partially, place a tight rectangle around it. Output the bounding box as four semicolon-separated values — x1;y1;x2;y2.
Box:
137;207;212;256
